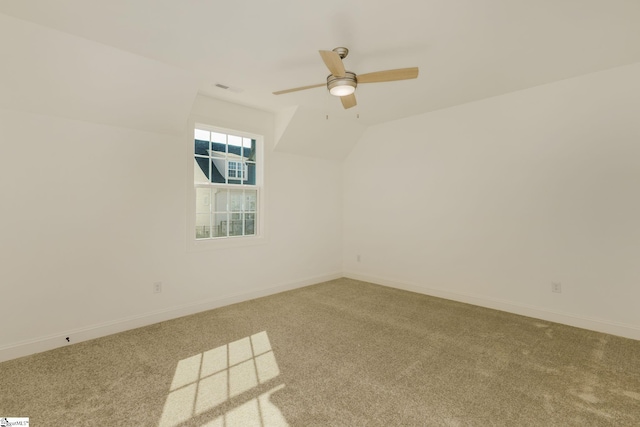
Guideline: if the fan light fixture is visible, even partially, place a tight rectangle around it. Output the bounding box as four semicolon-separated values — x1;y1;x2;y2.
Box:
327;72;357;97
329;84;355;96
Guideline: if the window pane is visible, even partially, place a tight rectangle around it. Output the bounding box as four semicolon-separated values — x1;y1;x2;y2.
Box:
229;190;243;212
195;185;212;239
195;129;210;142
194;139;209;156
211;144;226;158
213;189;227;212
226;161;245;181
194;158;209;183
245;162;256;185
211;134;226;158
213;212;228;238
196;188;211;214
228;135;242;147
244;213;256;235
210;159;225;183
195;214;210;239
211;132;226;144
243;139;256;161
244;190;257;211
229;212;243;236
228;148;242;160
228;161;238;179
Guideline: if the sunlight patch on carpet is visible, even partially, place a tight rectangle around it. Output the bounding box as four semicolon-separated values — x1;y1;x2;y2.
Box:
158;331;287;427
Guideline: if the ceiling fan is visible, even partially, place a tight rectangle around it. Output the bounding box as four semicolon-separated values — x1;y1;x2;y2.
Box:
273;47;419;109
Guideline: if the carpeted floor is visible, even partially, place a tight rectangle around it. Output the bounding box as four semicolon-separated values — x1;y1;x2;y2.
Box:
1;278;640;426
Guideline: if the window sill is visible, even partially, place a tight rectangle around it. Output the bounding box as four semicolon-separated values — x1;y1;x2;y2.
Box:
187;234;267;253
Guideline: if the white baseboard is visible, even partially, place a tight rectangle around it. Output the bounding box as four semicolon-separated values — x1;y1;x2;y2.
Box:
0;271;342;363
344;271;640;341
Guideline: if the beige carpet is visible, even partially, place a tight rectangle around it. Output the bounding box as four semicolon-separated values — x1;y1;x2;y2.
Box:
1;278;640;426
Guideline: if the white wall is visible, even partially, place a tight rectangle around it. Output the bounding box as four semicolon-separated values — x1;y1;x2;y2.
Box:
343;62;640;339
0;95;343;361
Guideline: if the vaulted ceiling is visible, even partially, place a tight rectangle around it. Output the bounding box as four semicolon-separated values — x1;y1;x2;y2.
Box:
2;1;640;159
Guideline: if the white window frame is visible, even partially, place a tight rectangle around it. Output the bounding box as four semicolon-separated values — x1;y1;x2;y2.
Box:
187;122;265;252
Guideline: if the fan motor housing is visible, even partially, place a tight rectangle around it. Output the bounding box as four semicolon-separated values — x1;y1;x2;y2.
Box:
327;71;357;96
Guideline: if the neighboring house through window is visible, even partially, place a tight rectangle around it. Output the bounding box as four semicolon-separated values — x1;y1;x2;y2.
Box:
193;125;261;240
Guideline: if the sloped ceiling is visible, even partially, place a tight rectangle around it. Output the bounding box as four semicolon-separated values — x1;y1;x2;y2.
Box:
1;1;640;158
0;14;198;135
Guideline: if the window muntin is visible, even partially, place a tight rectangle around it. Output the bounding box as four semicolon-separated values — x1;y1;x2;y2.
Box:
194;126;259;240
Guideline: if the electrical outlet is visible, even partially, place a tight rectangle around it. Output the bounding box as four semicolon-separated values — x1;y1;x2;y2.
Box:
357;254;361;262
551;282;562;293
153;282;162;294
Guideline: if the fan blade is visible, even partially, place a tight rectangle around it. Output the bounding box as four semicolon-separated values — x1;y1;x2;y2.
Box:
357;67;419;84
319;50;346;77
340;93;357;109
273;83;325;95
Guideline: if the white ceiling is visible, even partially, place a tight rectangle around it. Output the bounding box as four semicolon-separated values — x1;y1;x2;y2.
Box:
1;1;640;157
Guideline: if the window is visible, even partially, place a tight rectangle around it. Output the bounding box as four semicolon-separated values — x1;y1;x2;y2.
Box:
193;125;261;241
227;161;247;180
